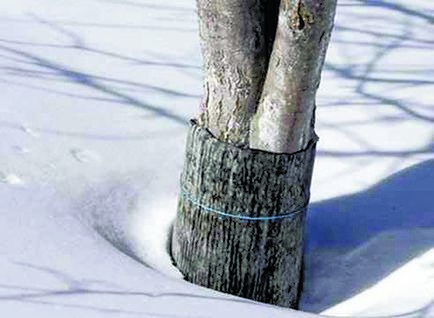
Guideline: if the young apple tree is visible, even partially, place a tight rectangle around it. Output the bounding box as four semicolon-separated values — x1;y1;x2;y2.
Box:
172;0;337;308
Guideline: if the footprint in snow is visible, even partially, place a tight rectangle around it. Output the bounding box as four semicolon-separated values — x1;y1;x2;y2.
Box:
0;172;24;185
12;145;30;154
70;148;100;163
20;125;40;138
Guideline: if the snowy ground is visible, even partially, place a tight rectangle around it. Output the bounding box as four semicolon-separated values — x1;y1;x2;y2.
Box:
0;0;433;317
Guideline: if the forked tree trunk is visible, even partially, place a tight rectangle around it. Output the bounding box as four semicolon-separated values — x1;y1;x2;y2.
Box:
196;0;280;147
251;0;337;153
172;0;336;308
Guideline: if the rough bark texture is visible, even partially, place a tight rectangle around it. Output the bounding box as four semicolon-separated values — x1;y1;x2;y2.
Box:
196;0;279;148
250;0;337;153
172;121;318;308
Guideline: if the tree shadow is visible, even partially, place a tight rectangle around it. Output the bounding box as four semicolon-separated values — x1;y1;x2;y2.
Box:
0;14;202;130
301;3;434;311
321;0;434;130
0;43;190;124
300;159;434;313
0;260;256;317
94;0;194;14
356;0;434;25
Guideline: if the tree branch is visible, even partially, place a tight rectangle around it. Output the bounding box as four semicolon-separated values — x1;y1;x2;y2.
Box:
250;0;337;153
197;0;279;147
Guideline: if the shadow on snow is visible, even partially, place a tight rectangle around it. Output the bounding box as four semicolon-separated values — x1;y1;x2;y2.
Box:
301;159;434;314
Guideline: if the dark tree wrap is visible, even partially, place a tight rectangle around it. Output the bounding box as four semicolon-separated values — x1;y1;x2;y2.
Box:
172;120;318;308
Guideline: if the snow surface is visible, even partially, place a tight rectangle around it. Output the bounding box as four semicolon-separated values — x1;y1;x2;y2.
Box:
0;0;433;317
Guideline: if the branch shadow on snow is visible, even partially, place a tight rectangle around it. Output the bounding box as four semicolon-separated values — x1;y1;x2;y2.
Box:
300;159;434;313
0;43;189;125
0;260;257;317
355;0;434;25
0;14;201;130
301;4;434;311
321;0;434;127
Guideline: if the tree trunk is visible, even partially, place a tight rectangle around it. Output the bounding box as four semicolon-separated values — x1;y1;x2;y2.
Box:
172;120;317;307
171;0;336;308
196;0;280;147
250;0;337;153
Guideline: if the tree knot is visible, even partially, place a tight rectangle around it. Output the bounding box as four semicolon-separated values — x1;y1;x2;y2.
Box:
291;0;314;31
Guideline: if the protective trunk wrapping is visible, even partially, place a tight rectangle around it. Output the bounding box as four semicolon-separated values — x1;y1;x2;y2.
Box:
172;120;318;308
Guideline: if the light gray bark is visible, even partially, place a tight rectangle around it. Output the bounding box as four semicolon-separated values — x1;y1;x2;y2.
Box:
250;0;337;153
196;0;279;147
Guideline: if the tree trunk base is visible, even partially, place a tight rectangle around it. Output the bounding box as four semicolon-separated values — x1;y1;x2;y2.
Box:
171;120;318;308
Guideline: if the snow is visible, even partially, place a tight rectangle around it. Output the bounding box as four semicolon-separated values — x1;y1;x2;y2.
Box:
0;0;433;317
321;248;434;317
